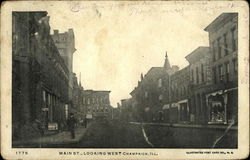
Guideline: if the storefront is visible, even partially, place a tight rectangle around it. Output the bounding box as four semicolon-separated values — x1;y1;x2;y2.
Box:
178;99;189;122
206;87;238;124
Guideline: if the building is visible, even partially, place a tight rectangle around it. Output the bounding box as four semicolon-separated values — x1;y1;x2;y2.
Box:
82;90;112;119
51;29;76;111
129;52;179;122
169;66;190;123
72;73;84;120
12;12;71;140
204;13;238;124
185;47;211;124
120;98;132;121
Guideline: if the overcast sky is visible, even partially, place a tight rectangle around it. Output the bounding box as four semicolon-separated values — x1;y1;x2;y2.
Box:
45;1;239;107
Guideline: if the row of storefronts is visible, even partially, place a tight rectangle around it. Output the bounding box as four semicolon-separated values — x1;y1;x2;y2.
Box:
120;13;238;126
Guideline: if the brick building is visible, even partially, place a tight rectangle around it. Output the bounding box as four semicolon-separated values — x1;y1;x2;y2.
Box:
82;90;112;119
51;29;76;111
12;12;71;140
130;52;179;122
169;66;190;123
204;13;238;124
185;47;211;124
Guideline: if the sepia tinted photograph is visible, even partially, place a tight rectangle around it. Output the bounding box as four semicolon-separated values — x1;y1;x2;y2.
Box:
1;1;249;159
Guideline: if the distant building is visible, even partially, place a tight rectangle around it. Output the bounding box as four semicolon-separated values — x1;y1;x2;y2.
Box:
185;47;211;124
130;52;179;122
204;13;238;124
169;66;190;123
12;12;70;140
120;98;132;121
82;90;112;119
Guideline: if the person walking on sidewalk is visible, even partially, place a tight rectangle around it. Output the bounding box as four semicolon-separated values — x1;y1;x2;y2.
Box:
67;113;77;139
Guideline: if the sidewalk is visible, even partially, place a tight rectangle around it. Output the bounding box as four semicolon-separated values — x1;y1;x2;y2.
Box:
13;123;91;147
129;122;238;130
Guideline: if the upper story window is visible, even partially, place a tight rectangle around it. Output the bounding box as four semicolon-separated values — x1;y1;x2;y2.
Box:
217;37;222;59
231;27;237;52
201;64;204;83
233;59;238;73
212;41;216;61
191;69;194;82
87;98;90;105
159;94;163;102
145;91;148;98
158;78;162;88
225;62;230;82
196;67;199;84
213;67;217;84
218;65;224;82
223;32;228;56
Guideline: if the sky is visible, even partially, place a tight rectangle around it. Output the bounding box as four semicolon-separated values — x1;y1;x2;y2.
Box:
45;1;239;107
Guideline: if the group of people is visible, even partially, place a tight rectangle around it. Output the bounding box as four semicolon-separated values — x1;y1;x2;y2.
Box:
67;113;88;139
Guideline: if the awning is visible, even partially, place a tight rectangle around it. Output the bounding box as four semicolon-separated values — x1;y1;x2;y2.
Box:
178;99;188;104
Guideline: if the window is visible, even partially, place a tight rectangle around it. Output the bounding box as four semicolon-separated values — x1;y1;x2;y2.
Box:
191;69;194;82
217;37;222;59
196;67;199;84
225;62;230;82
87;98;90;105
159;94;163;101
213;67;217;84
83;98;85;104
201;64;204;82
212;41;216;61
233;59;238;72
158;79;162;88
231;27;236;52
218;65;224;82
145;91;148;98
223;33;228;55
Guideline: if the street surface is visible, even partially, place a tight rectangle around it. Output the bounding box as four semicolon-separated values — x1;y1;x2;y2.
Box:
45;120;237;148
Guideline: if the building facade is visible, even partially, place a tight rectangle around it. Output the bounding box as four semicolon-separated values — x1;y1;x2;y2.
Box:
51;29;76;111
12;12;71;140
82;90;112;119
129;53;179;122
185;47;211;124
169;66;190;123
204;13;238;124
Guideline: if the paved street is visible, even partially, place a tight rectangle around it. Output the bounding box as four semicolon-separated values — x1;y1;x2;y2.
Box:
44;120;237;148
49;120;151;148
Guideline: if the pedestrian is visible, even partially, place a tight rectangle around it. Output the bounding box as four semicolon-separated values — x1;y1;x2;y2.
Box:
67;113;77;139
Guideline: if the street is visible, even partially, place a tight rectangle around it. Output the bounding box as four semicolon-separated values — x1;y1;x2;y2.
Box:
45;120;237;148
49;120;151;148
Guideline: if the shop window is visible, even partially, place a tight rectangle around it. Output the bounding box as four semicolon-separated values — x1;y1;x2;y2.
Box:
210;101;225;123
